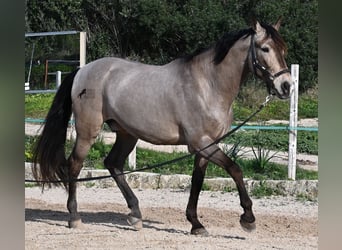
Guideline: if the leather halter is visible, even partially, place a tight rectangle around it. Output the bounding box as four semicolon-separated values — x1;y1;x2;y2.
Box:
250;34;290;94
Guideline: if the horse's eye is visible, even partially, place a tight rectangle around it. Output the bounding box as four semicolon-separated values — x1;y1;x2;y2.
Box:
261;47;269;53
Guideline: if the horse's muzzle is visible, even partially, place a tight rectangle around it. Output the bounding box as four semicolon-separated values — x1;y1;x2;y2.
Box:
281;81;291;97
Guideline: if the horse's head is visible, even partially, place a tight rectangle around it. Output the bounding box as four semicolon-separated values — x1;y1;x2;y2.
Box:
249;18;292;99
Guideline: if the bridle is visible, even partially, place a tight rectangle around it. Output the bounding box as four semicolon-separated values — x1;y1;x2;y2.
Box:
250;34;290;94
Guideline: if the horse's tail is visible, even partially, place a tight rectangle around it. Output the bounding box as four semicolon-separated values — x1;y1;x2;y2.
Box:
32;69;80;189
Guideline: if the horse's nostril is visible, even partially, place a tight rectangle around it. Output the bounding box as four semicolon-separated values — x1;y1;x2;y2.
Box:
281;81;291;94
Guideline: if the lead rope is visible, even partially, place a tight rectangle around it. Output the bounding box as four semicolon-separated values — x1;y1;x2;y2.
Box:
25;95;273;184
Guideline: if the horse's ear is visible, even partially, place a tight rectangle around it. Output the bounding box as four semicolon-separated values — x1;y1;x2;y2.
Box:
251;18;259;31
252;20;265;37
273;17;282;31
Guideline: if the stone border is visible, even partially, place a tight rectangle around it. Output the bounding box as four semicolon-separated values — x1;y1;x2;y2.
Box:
25;163;318;200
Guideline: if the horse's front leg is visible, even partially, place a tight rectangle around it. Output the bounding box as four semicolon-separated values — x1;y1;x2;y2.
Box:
195;138;256;232
186;154;209;235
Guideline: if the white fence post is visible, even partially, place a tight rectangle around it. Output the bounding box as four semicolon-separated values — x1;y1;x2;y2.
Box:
56;71;62;88
128;146;137;170
288;64;299;180
79;32;86;68
68;31;87;142
25;82;30;91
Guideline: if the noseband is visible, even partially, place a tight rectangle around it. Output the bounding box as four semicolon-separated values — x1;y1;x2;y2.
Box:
250;34;290;93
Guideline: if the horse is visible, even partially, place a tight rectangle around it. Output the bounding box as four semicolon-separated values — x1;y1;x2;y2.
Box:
32;19;292;235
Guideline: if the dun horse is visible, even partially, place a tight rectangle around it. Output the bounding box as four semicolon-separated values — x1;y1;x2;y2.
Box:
33;19;292;235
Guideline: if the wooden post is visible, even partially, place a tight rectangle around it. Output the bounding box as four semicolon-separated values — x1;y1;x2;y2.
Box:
79;32;86;67
288;64;299;180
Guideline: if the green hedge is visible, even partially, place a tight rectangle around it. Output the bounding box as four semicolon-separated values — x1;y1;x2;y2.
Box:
26;0;317;92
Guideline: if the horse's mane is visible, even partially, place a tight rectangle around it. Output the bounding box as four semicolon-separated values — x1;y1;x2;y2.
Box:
184;22;287;65
213;28;254;64
182;28;254;64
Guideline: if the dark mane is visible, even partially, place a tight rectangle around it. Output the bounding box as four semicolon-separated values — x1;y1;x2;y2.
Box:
182;28;254;64
213;28;254;64
182;47;211;62
184;22;287;65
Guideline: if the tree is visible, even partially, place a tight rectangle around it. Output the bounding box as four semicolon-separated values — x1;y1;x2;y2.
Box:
25;0;318;92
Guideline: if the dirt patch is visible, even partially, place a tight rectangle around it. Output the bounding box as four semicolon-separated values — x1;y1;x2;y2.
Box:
25;187;317;249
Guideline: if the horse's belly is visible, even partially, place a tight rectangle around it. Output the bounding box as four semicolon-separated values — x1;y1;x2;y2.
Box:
104;111;184;145
130;125;184;145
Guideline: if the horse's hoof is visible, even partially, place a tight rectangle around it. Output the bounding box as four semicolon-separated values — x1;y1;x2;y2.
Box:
240;220;256;232
68;218;84;229
127;216;143;230
191;227;209;236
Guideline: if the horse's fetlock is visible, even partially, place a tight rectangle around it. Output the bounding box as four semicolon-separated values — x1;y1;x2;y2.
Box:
186;209;197;222
241;198;253;210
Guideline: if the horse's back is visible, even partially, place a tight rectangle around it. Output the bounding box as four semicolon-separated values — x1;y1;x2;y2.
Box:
71;56;233;146
71;57;187;144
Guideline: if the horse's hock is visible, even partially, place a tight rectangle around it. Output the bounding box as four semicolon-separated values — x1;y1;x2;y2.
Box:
25;164;318;200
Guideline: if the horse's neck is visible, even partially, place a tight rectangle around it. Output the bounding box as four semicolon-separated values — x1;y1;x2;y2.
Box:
213;40;250;97
190;38;250;103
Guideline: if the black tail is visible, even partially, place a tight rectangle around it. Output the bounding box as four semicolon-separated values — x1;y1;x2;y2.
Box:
32;69;80;188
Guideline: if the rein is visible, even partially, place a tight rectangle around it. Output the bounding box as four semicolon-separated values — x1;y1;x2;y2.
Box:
250;34;290;93
25;95;273;184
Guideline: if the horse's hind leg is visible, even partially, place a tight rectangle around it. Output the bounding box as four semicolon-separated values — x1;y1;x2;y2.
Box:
186;154;209;235
104;132;142;230
67;132;100;228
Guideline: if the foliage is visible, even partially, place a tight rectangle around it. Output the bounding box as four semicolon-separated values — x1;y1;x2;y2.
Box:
25;135;35;161
25;63;76;90
225;129;318;155
251;181;284;198
25;0;318;92
234;81;318;120
251;142;279;172
298;96;318;118
25;93;54;118
85;137;111;169
25;135;318;180
221;140;246;162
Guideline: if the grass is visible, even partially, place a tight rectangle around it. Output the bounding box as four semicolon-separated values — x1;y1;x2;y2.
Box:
251;181;284;198
224;129;318;155
25;183;38;188
25;93;54;118
25;135;317;180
